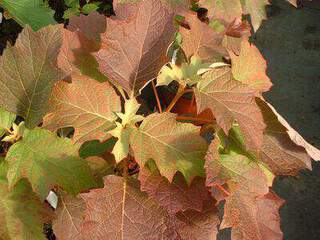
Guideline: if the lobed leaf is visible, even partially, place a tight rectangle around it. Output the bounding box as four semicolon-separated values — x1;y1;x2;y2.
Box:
95;0;176;96
0;176;51;240
5;128;96;200
180;12;227;62
195;67;266;151
130;112;208;183
43;74;121;144
139;165;210;215
0;25;65;128
230;39;272;95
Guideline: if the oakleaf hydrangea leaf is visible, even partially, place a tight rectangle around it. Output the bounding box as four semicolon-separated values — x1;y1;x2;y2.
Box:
221;190;284;240
53;192;85;240
0;0;56;31
180;12;227;62
0;25;65;128
130;112;208;183
95;0;176;96
109;98;144;162
195;66;266;151
230;39;272;95
43;74;121;144
157;56;210;86
80;175;220;240
0;107;15;137
139;163;210;215
0;177;51;240
58;12;107;82
5;128;96;200
257;98;312;175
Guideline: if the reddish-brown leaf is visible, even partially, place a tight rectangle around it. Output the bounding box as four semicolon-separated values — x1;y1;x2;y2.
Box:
195;67;266;151
53;193;85;240
257;99;313;174
221;190;284;240
58;12;107;82
43;74;121;144
80;175;219;240
230;39;272;95
199;0;242;22
95;0;176;96
139;166;210;215
175;199;220;240
262;99;320;161
180;12;227;62
80;176;180;239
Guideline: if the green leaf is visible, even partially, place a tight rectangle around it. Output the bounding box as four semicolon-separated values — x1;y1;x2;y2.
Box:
5;128;96;200
82;3;100;15
0;25;65;128
131;112;207;183
0;108;15;137
63;7;81;19
79;138;116;159
0;0;56;31
0;178;51;240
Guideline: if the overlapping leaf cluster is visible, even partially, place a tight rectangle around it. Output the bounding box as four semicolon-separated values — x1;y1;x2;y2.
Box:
0;0;318;239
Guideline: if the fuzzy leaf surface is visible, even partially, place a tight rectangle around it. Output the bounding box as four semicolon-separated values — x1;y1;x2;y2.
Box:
0;25;65;128
5;128;96;200
95;0;176;96
0;108;15;137
80;176;180;240
257;99;312;174
43;74;121;144
199;0;242;22
221;191;284;240
195;67;265;151
53;192;85;240
131;112;207;183
0;0;56;31
139;166;210;215
0;174;51;240
180;12;226;62
80;175;219;240
58;12;107;82
230;40;272;94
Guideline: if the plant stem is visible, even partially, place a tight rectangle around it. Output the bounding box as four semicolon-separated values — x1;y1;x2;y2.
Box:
212;184;230;196
176;115;212;123
166;86;194;112
151;80;162;113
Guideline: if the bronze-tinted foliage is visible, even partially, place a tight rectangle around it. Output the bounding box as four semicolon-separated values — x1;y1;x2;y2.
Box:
0;0;318;240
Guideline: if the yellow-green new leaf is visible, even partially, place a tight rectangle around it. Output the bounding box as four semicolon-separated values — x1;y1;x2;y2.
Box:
0;25;65;128
0;108;15;137
130;112;208;183
5;128;96;200
109;99;144;162
157;56;210;86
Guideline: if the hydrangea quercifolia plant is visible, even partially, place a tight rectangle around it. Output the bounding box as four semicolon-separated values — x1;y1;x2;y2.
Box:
0;0;319;239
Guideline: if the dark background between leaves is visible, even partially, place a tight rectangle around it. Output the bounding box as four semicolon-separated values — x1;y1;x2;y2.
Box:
0;0;320;239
